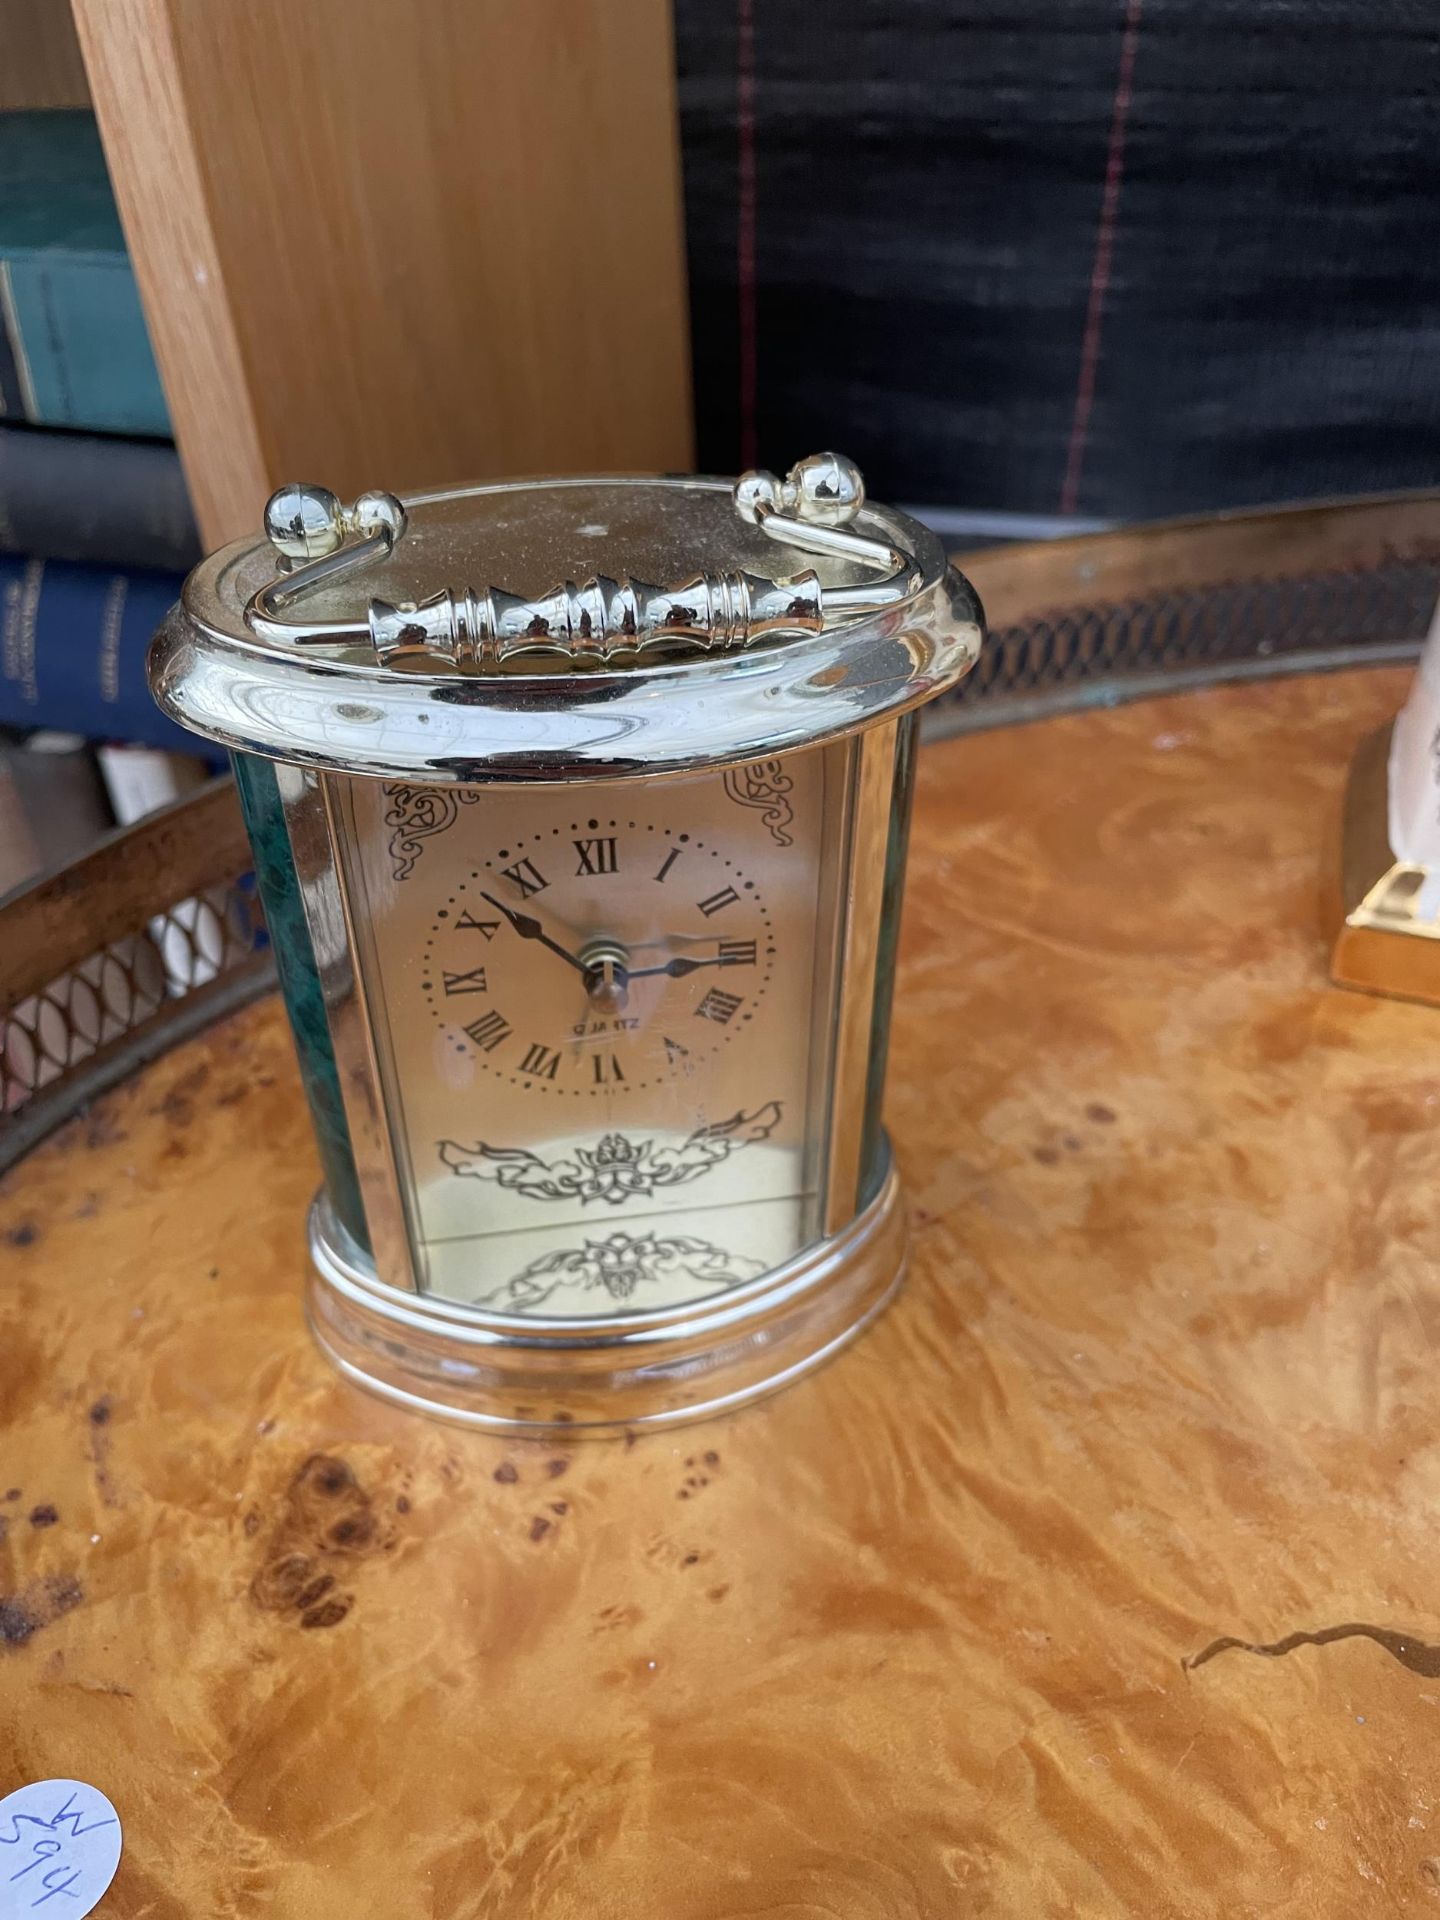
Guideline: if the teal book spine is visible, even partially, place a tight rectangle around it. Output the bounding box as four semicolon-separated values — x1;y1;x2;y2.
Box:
0;253;170;436
0;110;170;438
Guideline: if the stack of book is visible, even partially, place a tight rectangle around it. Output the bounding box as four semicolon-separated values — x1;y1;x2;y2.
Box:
0;108;213;895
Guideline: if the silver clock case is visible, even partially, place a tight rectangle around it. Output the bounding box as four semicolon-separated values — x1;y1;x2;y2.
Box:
149;475;981;783
307;1154;909;1433
273;715;914;1433
152;472;982;1434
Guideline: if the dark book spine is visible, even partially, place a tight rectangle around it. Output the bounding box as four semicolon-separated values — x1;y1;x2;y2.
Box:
0;553;207;755
0;426;200;572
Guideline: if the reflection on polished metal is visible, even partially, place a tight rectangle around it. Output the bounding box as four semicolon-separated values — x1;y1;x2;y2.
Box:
150;456;982;1435
151;471;981;783
288;767;418;1291
824;721;899;1234
263;483;409;567
245;454;919;669
734;452;914;596
305;1151;908;1434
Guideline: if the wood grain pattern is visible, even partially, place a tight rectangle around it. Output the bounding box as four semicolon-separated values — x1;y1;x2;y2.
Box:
72;0;693;546
7;666;1440;1917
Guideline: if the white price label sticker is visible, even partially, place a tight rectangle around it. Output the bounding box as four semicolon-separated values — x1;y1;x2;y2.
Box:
0;1782;121;1919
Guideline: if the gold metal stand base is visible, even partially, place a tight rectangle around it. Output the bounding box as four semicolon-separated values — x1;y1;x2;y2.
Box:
304;1151;908;1436
1330;720;1440;1007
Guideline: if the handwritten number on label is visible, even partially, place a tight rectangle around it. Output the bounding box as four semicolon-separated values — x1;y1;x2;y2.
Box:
33;1867;83;1908
0;1784;121;1920
9;1840;63;1880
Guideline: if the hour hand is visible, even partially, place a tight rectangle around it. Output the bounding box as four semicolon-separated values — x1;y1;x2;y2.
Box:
479;888;540;940
479;891;587;974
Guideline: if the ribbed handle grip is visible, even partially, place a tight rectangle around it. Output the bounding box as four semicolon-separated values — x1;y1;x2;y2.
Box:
367;569;824;669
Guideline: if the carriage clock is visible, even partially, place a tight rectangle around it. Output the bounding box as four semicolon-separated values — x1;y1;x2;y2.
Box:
150;455;984;1432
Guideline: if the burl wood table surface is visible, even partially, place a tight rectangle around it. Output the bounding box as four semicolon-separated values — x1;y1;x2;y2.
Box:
5;665;1440;1919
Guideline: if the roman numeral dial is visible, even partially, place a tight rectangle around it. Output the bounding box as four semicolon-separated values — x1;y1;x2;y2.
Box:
419;816;777;1095
463;1009;510;1052
499;857;548;898
574;835;618;876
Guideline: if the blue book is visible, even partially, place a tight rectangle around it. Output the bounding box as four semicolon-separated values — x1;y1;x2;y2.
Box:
0;552;206;755
0;112;170;438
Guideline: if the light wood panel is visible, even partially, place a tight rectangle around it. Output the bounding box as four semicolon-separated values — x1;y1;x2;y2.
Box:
10;667;1440;1916
0;0;90;110
71;0;693;547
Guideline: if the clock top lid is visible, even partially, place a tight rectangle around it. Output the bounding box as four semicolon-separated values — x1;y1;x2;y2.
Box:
149;455;984;784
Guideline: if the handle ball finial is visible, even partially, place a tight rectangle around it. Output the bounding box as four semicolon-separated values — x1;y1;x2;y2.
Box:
264;483;346;562
733;451;864;529
264;484;408;563
788;451;864;526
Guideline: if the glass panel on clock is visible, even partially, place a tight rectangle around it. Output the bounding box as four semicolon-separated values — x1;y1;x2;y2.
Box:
329;744;852;1318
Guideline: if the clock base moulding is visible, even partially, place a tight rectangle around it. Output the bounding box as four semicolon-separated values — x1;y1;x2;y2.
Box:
303;1151;907;1435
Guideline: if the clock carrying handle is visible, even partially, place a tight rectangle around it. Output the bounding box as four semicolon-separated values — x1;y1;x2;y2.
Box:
244;454;923;671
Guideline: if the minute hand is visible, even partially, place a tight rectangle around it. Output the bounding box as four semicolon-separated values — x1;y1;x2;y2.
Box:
478;890;588;975
625;952;732;981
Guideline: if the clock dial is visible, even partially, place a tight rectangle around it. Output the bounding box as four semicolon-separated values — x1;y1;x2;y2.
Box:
417;819;776;1094
332;748;852;1316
